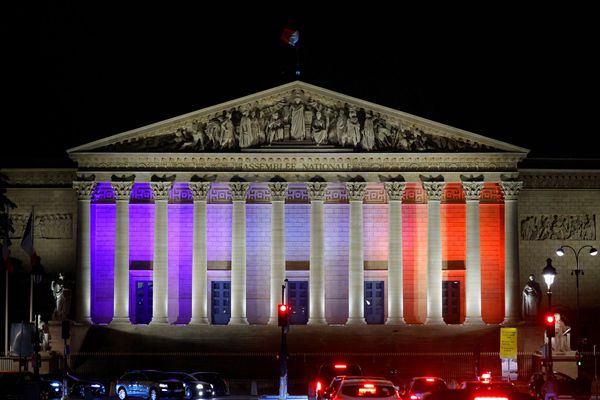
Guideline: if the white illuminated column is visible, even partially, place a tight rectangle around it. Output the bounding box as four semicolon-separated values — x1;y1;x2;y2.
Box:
73;181;96;324
463;181;484;324
500;181;523;324
423;181;445;325
229;182;249;325
385;182;406;325
268;182;288;325
111;181;134;324
150;181;172;325
189;182;211;325
346;181;367;325
307;181;327;325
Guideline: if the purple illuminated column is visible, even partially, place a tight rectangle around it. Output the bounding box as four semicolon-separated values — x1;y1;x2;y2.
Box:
111;180;134;324
346;181;367;325
150;181;172;325
267;181;288;325
73;181;97;324
423;181;445;325
229;182;249;325
189;182;211;325
463;180;484;325
501;181;523;324
307;181;327;325
384;181;406;325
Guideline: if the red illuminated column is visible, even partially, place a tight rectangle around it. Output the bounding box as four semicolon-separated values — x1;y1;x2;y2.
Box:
307;181;327;325
463;181;484;324
385;181;406;325
346;181;367;325
189;182;211;325
229;182;249;325
500;181;523;324
423;181;445;325
150;181;172;325
73;181;97;324
111;180;134;324
268;181;289;325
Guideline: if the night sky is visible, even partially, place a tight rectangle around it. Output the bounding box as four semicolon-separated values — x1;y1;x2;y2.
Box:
5;4;600;165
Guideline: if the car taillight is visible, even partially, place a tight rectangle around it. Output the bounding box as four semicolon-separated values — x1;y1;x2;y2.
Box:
473;397;508;400
316;381;323;393
425;378;435;382
334;364;347;370
358;383;376;395
409;395;418;400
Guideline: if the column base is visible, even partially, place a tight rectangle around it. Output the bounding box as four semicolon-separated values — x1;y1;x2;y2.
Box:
464;316;485;325
228;317;249;325
425;317;445;325
501;317;521;326
189;317;209;325
308;317;327;325
149;317;169;325
110;317;131;325
267;317;279;326
345;317;366;325
385;318;407;325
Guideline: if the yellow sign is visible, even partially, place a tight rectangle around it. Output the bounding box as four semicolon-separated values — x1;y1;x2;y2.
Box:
500;327;518;359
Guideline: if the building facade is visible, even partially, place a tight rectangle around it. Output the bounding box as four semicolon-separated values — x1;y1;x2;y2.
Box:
3;82;599;329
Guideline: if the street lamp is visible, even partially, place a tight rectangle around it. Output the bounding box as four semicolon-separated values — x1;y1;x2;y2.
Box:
555;244;598;342
542;258;556;377
31;258;43;379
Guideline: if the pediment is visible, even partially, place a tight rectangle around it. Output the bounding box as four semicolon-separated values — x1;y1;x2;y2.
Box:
68;81;527;154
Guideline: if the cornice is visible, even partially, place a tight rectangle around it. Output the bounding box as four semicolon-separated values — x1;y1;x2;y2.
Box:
0;168;77;187
520;170;600;189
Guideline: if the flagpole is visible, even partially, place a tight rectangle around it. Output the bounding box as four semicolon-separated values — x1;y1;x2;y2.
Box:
295;46;301;77
4;269;7;355
29;206;35;323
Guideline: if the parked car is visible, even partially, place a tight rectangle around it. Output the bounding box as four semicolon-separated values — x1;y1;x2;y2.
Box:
323;376;387;400
43;372;106;398
163;371;214;399
0;372;63;400
189;372;229;396
309;361;363;400
115;370;185;399
401;377;447;400
330;377;399;400
528;372;591;400
459;379;533;400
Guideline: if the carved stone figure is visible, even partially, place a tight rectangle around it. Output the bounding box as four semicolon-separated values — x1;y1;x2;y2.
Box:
311;110;328;146
522;274;542;321
220;111;236;149
266;112;284;144
552;313;571;353
51;273;71;320
290;96;306;140
360;111;375;151
346;108;361;147
238;108;253;148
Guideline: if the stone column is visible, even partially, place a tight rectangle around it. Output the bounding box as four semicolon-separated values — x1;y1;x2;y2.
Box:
150;181;172;325
500;181;523;324
229;182;249;325
307;181;328;325
346;182;367;325
268;182;288;325
384;182;406;325
423;182;445;325
189;182;211;325
111;181;134;324
73;181;96;324
463;181;484;324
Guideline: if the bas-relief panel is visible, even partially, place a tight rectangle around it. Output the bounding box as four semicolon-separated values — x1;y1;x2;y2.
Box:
95;88;498;154
9;213;72;239
520;214;596;241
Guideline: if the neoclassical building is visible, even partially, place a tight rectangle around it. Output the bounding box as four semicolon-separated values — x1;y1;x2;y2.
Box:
4;82;599;330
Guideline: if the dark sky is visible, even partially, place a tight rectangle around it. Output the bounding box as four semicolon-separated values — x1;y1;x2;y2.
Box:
5;3;600;164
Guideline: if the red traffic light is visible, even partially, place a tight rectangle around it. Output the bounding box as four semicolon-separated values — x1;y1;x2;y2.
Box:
545;314;555;324
279;304;288;313
278;304;290;326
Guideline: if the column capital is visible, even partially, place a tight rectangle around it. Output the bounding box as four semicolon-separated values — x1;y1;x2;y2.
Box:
111;181;134;201
384;182;407;201
345;182;367;201
150;181;172;201
306;181;327;201
461;181;484;201
73;181;97;200
500;181;523;200
422;181;444;201
229;182;249;201
268;182;289;202
189;182;211;201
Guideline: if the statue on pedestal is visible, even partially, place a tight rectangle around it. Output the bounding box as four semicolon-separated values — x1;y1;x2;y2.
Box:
51;273;71;320
522;274;542;321
552;313;571;353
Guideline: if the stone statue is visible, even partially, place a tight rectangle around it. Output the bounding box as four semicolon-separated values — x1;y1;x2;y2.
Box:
552;313;571;353
522;274;542;321
51;273;71;320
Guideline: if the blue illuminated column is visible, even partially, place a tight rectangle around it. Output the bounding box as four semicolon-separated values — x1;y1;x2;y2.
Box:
463;180;484;324
189;182;211;325
73;181;97;324
307;181;327;325
346;181;367;325
268;181;288;325
385;181;406;325
150;181;172;324
229;182;249;325
423;181;445;325
111;180;134;324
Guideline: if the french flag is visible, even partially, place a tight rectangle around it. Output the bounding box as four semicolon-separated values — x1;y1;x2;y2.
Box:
20;212;38;265
280;28;299;47
2;236;12;273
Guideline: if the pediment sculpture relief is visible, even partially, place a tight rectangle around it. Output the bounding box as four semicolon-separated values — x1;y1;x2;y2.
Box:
97;89;495;153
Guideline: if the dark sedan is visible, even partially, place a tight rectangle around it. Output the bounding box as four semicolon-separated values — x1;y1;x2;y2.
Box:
43;372;106;398
115;370;185;399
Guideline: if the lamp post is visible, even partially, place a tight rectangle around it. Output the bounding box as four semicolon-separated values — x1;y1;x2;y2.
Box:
31;259;43;379
542;258;556;376
555;244;598;343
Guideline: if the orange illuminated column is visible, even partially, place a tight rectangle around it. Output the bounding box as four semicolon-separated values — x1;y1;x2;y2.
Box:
423;181;445;325
500;181;523;323
462;181;484;324
479;183;505;324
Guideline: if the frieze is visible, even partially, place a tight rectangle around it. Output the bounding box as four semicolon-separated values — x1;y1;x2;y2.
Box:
520;214;596;241
92;88;499;153
208;187;231;204
403;184;427;204
521;173;600;189
441;183;464;204
479;183;503;204
9;213;73;239
364;186;387;204
287;186;309;203
247;187;272;204
169;183;193;204
130;183;154;204
2;169;77;187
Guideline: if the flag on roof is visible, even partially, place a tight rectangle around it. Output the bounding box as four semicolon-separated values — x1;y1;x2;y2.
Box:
280;28;299;47
20;212;37;264
2;236;12;273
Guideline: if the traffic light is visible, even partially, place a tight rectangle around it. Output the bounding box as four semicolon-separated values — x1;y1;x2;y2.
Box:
278;304;290;327
576;351;583;366
545;314;555;338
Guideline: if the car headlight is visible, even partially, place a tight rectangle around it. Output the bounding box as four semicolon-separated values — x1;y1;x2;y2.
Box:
50;382;61;387
159;383;168;388
196;383;204;389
